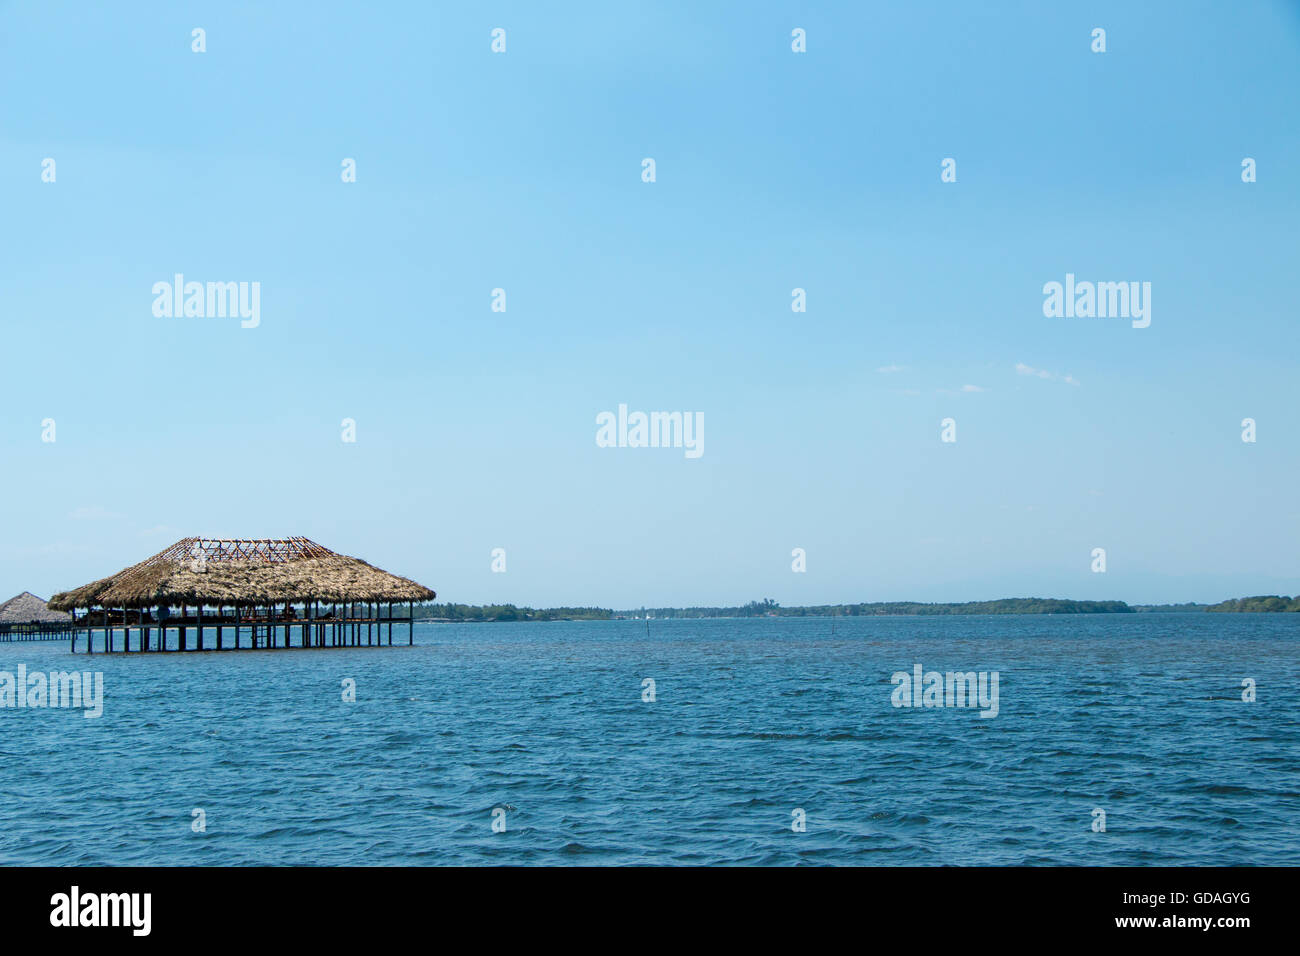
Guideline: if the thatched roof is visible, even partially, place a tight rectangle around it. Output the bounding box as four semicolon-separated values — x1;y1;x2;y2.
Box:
0;591;71;623
47;537;436;610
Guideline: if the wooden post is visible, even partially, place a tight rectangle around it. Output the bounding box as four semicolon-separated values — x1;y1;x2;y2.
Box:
409;601;414;645
217;606;223;650
197;604;204;651
387;603;392;645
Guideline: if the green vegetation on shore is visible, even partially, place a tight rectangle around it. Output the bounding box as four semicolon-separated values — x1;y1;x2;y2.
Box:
402;595;1298;622
1205;595;1300;613
412;603;611;622
618;598;1134;618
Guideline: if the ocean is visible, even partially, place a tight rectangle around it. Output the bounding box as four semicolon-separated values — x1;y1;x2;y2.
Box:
1;614;1296;865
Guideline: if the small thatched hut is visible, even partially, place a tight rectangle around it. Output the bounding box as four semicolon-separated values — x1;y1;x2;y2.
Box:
49;537;436;654
0;591;70;624
0;592;73;642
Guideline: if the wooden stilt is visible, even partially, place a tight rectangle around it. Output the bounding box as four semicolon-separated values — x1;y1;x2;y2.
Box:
409;601;414;645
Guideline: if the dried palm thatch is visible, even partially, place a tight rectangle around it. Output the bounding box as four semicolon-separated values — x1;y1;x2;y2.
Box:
0;591;71;623
47;537;436;610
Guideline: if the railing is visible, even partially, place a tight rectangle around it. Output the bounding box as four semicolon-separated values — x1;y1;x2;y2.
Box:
65;602;420;653
0;621;78;642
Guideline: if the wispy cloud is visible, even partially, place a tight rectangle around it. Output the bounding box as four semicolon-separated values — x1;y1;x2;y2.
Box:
67;506;121;521
137;524;179;538
876;365;907;374
1016;362;1080;386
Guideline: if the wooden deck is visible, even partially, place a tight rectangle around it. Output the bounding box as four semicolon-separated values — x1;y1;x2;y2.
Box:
68;605;417;653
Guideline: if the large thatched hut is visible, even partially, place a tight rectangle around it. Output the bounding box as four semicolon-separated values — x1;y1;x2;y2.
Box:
48;537;436;653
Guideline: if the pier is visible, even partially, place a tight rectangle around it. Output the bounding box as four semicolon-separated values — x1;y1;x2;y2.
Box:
48;537;435;655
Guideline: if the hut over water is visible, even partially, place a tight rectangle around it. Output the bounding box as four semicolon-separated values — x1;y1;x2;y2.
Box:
0;591;73;641
48;537;436;653
0;591;70;624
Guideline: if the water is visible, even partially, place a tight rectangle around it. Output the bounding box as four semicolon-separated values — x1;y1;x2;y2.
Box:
1;614;1296;865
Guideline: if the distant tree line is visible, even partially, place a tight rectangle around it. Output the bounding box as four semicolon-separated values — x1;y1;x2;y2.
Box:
619;598;1135;617
402;596;1300;622
1206;595;1300;613
411;603;611;622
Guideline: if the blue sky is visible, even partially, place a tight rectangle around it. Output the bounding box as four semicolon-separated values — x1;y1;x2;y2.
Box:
2;1;1298;608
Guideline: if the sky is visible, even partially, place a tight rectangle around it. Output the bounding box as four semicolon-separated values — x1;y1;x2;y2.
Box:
2;1;1298;608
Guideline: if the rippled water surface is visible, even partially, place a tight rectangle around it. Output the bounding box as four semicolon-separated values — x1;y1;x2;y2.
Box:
1;614;1296;865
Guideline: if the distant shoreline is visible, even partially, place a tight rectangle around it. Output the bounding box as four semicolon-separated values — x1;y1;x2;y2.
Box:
411;596;1300;623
